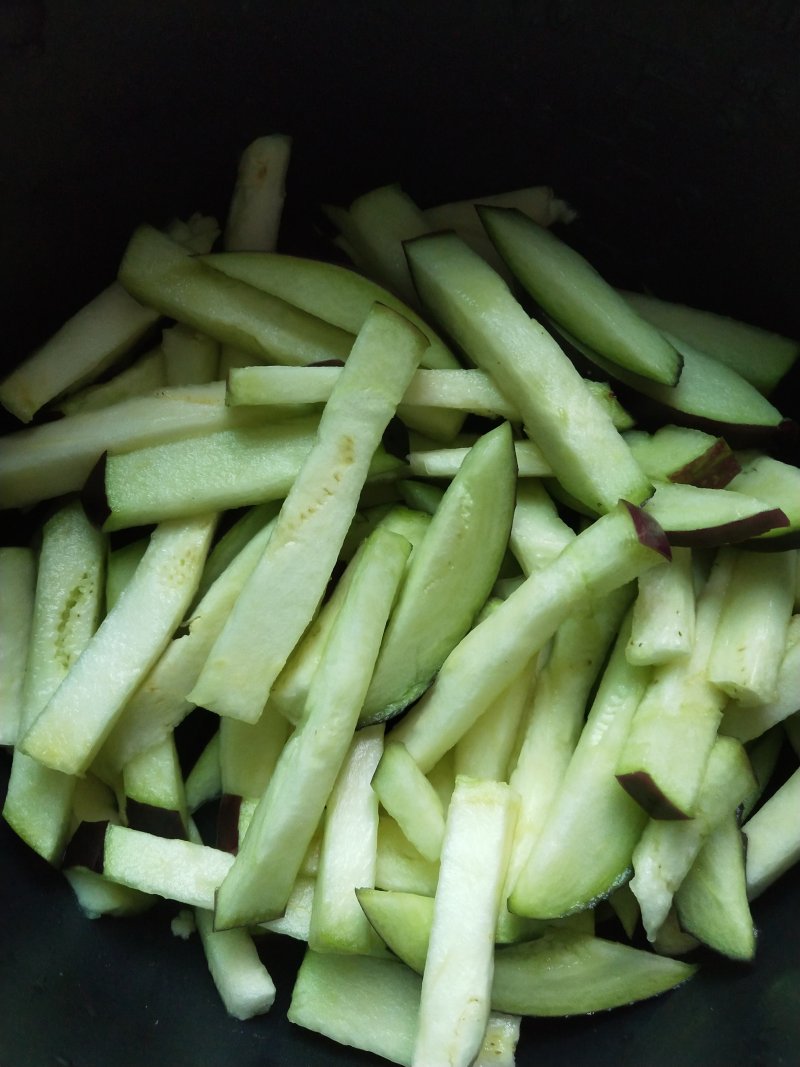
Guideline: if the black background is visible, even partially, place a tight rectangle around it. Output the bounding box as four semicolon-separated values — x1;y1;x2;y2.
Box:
1;3;799;1065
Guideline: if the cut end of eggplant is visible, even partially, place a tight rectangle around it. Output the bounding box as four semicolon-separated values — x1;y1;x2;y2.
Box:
668;438;742;490
665;507;789;548
615;771;693;821
642;483;790;548
620;500;672;562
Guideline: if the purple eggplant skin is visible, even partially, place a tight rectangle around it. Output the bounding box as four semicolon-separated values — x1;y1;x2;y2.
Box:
616;770;694;821
666;439;741;490
620;500;672;561
659;508;790;549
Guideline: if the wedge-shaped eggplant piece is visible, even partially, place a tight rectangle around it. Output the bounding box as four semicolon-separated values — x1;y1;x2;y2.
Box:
190;305;427;723
642;482;789;547
650;908;700;957
425;184;575;278
20;515;216;776
406;231;651;515
508;610;650;920
399;479;445;516
551;319;795;449
361;421;516;724
492;933;697;1017
607;882;641;941
389;500;670;775
624;425;740;488
191;801;278;1022
674;813;756;962
213;526;410;929
356;889;696;1017
742;727;786;819
118;224;354;366
478;206;682;385
4;747;80;868
620;289;799;396
728;452;800;550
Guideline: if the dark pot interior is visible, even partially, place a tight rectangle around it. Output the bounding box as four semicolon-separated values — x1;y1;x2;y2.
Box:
1;3;799;1065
